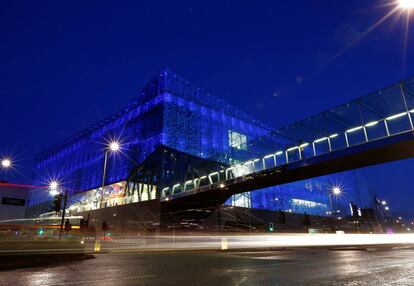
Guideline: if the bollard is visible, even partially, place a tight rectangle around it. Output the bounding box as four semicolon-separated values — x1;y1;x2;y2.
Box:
221;237;228;250
94;240;101;252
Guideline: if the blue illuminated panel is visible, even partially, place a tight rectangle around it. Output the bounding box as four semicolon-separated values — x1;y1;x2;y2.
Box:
225;171;369;216
31;68;271;205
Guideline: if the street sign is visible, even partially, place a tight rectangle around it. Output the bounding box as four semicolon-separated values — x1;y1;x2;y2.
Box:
1;197;26;206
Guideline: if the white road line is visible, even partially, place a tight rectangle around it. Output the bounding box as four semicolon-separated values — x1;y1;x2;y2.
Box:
50;275;157;285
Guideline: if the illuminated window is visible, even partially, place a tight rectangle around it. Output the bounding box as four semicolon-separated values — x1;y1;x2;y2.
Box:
292;198;325;208
230;193;251;208
228;130;247;150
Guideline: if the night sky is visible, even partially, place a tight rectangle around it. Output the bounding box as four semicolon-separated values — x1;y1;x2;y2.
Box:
1;1;413;214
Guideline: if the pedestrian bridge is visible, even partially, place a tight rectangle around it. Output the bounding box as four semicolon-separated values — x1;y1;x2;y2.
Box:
160;77;414;206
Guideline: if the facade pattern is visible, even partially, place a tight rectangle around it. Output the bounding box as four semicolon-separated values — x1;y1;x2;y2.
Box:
30;68;374;217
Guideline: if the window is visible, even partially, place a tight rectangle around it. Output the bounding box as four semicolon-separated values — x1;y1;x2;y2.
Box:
228;130;247;150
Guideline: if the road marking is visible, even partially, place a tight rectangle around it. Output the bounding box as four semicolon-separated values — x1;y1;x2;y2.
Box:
51;275;156;285
222;261;302;271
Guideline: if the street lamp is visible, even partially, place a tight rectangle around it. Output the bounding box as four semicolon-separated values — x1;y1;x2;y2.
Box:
327;185;342;215
1;158;11;168
398;0;414;9
100;141;121;209
109;141;120;152
332;187;342;196
49;180;60;196
49;180;68;239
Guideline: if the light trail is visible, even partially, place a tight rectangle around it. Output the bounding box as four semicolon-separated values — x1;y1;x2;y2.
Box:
101;233;414;251
2;233;414;254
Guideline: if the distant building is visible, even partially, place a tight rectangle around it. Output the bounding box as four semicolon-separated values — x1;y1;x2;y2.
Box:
0;182;33;221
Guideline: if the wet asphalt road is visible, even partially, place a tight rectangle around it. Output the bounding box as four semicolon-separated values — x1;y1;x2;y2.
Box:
1;248;414;286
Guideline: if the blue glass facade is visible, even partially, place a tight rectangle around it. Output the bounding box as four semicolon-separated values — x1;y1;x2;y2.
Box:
226;171;371;216
30;68;371;216
31;68;270;206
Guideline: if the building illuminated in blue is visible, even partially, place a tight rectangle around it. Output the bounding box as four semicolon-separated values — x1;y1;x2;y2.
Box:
28;68;371;220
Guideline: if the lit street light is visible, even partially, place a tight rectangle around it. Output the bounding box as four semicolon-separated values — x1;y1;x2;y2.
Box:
1;158;11;168
50;181;58;190
100;141;121;209
332;186;342;196
398;0;414;9
49;180;60;196
109;141;120;152
327;185;343;215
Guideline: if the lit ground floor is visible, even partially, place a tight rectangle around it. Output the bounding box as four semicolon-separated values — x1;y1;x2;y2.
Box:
68;199;377;236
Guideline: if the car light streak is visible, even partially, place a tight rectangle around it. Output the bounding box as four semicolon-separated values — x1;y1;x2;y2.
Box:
98;234;414;251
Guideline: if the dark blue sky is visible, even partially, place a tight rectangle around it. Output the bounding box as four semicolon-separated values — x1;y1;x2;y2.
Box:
1;1;413;214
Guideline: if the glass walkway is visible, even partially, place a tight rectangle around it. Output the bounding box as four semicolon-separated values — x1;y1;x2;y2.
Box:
161;77;414;200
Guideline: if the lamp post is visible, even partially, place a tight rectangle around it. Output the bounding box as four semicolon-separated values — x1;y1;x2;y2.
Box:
99;141;120;209
327;186;342;215
49;181;68;239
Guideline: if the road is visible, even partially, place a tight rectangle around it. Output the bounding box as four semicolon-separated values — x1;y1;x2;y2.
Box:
1;248;414;285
